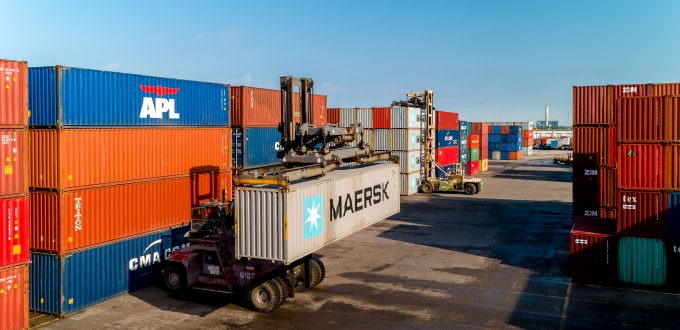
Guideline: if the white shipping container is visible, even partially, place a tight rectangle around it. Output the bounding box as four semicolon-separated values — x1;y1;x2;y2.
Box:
373;129;390;150
492;151;501;160
400;172;419;196
522;146;533;156
391;129;421;151
340;108;373;128
392;150;421;173
391;106;423;129
235;163;400;264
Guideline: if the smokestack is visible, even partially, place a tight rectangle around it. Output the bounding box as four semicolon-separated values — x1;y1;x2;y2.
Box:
545;105;550;128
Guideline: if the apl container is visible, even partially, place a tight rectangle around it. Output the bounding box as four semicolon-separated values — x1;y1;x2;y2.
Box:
0;196;29;268
436;147;458;166
570;217;617;281
0;129;27;197
617;144;663;189
30;128;231;190
400;172;419;196
241;127;281;168
340;108;372;128
29;66;229;127
436;130;459;147
235;163;400;264
372;107;391;129
0;59;28;128
617;190;667;238
0;263;29;330
436;111;458;130
30;226;190;316
392;150;421;174
573;126;615;167
30;172;230;253
618;236;666;286
230;86;327;127
391;106;422;129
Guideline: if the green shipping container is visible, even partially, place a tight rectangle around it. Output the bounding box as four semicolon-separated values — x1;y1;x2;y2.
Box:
618;237;667;286
469;148;480;161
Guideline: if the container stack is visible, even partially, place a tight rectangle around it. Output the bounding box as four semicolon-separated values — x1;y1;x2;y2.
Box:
571;83;680;287
487;125;523;160
488;121;533;156
0;59;30;330
469;122;489;174
230;86;327;170
435;111;459;178
27;66;232;316
459;120;469;173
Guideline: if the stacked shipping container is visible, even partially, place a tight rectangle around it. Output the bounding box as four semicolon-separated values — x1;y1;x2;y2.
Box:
487;122;533;156
0;59;30;330
487;125;523;161
469;122;489;174
435;111;459;178
28;66;232;315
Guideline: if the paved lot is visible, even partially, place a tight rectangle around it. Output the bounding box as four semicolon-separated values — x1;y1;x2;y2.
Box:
34;150;680;329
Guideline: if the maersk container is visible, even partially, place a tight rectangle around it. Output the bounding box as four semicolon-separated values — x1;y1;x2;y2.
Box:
618;236;666;286
0;59;28;128
0;128;27;197
339;108;372;128
0;196;29;268
243;127;281;168
28;66;229;127
436;129;459;147
391;106;422;129
30;226;190;316
400;172;419;196
0;263;29;330
235;163;400;264
392;150;420;174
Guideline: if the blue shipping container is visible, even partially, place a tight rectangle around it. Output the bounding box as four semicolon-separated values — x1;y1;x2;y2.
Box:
459;135;468;149
30;226;190;316
243;127;281;168
459;121;468;135
437;130;459;148
232;128;244;169
510;134;522;143
459;148;468;163
550;139;559;148
29;66;229;127
509;126;521;135
436;165;453;178
492;126;501;135
490;134;500;143
492;143;502;151
669;192;680;239
501;151;509;160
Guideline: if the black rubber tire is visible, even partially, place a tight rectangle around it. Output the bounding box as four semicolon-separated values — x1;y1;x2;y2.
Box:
464;183;477;195
310;259;324;287
420;181;434;194
247;280;281;313
271;277;289;307
162;265;186;292
311;257;326;284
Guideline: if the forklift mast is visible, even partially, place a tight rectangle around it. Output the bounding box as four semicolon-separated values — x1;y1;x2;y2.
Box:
280;76;314;153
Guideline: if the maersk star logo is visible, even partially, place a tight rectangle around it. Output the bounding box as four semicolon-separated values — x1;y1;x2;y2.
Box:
304;195;324;239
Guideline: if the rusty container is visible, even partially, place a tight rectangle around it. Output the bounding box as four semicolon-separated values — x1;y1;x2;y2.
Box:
0;129;28;198
0;59;28;128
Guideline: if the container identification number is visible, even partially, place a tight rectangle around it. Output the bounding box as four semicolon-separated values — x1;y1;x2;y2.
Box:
583;210;598;217
622;86;638;94
240;272;255;280
583;169;598;176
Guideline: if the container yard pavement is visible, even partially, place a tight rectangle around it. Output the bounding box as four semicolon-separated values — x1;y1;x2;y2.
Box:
36;150;680;329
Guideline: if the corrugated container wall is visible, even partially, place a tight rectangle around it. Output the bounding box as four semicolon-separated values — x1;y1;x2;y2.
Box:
29;66;229;127
617;144;663;189
617;190;667;238
392;151;421;174
0;60;28;128
665;145;680;190
372;107;391;129
340;108;372;128
0;129;28;197
618;236;666;286
327;108;340;125
242;127;280;168
29;128;231;190
0;264;29;330
391;107;422;129
617;96;680;143
570;218;617;280
647;83;680;96
30;172;229;253
436;111;459;130
0;196;29;268
235;164;400;264
30;226;190;316
400;172;419;196
573;166;616;214
573;126;614;168
230;86;326;127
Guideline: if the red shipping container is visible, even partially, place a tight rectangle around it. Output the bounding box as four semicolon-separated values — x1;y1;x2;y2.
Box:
570;217;617;280
0;197;28;268
436;111;459;130
648;83;680;96
617;144;663;189
468;135;480;149
522;130;533;139
30;128;231;190
480;122;489;135
617;96;680;143
522;138;531;147
230;86;327;127
435;147;459;166
0;60;28;128
372;107;391;129
501;126;510;134
617;190;667;238
508;151;522;160
573;126;615;167
470;123;481;135
0;264;29;330
573;84;646;125
480;133;488;149
666;145;680;190
573;166;616;212
327;108;340;125
467;161;479;175
0;129;27;198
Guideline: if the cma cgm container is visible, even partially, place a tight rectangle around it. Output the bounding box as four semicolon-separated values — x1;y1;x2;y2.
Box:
30;172;230;253
437;130;459;148
391;107;422;129
617;96;680;143
372;107;391;129
235;164;400;264
0;129;28;197
618;236;666;286
29;128;231;190
239;127;280;168
617;144;663;189
30;226;189;316
617;190;667;238
29;66;229;127
230;86;327;127
0;264;29;330
0;59;28;128
570;217;617;281
573;126;615;168
0;196;29;268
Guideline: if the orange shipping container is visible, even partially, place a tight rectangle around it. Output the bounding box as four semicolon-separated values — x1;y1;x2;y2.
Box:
0;59;28;128
0;264;29;330
30;171;232;254
230;86;327;127
508;151;522;160
0;129;28;197
501;126;510;134
522;138;531;147
522;130;533;139
667;145;680;190
647;83;680;96
30;128;231;190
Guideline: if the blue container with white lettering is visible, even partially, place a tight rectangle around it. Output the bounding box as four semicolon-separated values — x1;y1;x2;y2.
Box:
232;128;243;169
436;129;459;148
29;66;229;127
459;121;469;135
459;148;468;163
29;226;189;316
241;127;281;168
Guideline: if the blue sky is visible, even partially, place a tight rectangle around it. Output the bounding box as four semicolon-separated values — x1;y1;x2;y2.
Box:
4;0;680;125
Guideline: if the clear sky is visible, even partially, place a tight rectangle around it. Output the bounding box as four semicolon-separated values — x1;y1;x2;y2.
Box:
3;0;680;125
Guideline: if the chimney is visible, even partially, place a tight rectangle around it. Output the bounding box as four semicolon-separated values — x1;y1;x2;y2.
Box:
545;105;550;128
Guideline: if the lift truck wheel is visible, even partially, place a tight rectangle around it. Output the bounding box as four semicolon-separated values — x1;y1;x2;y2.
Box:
464;183;477;195
162;265;186;292
271;277;289;307
247;280;281;313
420;181;434;194
310;257;326;285
309;258;325;287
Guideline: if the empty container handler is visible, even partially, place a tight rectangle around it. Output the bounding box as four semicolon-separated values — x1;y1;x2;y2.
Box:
29;128;231;190
340;108;372;128
327;108;340;125
617;190;667;238
240;127;281;168
617;144;663;190
400;172;419;196
459;121;468;135
570;217;617;281
436;147;458;166
29;66;229;127
618;236;666;286
30;226;190;316
467;161;479;175
0;196;29;268
235;163;400;264
0;59;28;128
573;166;616;214
0;263;29;330
372;107;391;129
230;86;327;127
617;96;680;143
0;128;27;197
391;106;422;129
435;111;458;130
392;150;421;174
436;130;459;148
480;159;488;172
30;171;230;254
469;148;480;161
